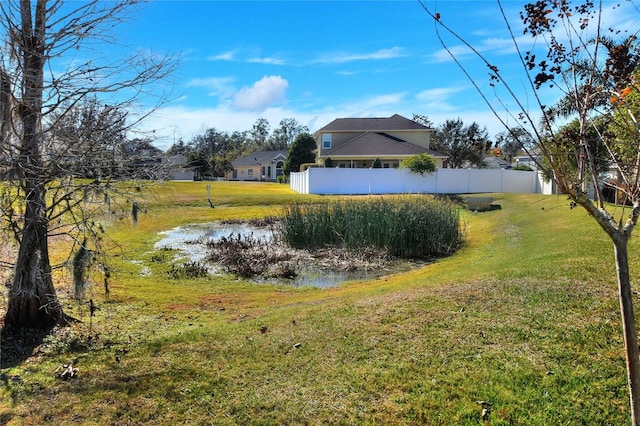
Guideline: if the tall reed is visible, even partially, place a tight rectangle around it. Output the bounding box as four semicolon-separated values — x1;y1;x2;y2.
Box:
280;195;462;258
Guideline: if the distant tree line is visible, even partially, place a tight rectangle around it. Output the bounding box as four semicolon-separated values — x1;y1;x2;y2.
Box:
165;118;309;179
50;101;544;182
413;114;535;169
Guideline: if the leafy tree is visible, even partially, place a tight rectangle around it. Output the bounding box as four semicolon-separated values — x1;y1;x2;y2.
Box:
431;119;491;168
0;0;174;330
269;118;308;150
372;158;382;168
400;153;436;175
609;70;640;176
249;118;271;151
539;117;613;183
185;151;209;181
411;113;434;127
186;128;235;178
494;127;533;163
421;1;640;421
228;130;251;158
283;132;316;175
165;139;189;156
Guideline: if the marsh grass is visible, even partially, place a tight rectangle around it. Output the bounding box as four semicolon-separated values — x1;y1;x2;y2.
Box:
282;195;462;258
1;183;640;425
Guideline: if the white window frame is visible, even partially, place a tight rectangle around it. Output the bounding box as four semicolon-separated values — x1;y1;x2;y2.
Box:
322;133;332;149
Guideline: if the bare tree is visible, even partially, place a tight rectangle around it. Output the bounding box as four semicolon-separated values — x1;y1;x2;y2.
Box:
419;0;640;422
0;0;175;330
48;96;129;179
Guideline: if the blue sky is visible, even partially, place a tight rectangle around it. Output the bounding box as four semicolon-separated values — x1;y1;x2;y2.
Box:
111;0;640;149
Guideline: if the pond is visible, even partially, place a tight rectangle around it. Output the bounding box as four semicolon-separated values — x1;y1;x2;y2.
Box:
155;222;274;263
154;222;425;288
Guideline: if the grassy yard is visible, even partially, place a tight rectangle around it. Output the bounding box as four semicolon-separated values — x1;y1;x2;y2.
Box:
1;181;639;425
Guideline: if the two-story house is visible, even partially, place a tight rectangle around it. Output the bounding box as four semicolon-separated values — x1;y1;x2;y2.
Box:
314;114;448;169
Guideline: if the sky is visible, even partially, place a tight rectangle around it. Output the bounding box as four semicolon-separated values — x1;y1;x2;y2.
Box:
103;0;640;150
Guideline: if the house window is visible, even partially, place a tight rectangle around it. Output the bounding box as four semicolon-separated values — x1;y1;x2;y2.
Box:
322;134;332;149
232;169;238;179
248;169;254;179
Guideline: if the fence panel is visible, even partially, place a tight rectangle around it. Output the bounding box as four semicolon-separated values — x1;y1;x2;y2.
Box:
290;168;541;195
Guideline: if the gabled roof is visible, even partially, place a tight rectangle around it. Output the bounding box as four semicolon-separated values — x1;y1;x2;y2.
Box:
482;154;512;169
232;150;287;167
323;132;446;158
126;139;163;156
317;114;431;133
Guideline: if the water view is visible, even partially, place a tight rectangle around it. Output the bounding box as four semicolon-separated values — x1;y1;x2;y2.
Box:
154;222;424;288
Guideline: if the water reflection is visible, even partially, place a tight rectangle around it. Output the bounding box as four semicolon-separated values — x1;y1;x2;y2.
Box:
155;222;421;288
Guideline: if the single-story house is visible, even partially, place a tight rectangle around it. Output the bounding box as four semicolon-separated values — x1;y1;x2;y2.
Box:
227;150;287;181
482;154;512;169
163;154;195;180
314;114;448;169
514;148;542;169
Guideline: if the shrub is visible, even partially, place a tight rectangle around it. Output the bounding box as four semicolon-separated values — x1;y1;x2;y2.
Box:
168;261;209;279
280;196;462;258
512;165;534;171
400;153;436;175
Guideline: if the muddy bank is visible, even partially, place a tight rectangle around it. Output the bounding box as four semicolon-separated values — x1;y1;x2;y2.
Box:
156;219;427;287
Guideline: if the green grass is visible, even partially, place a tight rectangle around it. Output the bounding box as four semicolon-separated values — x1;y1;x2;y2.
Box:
282;195;462;257
1;183;638;425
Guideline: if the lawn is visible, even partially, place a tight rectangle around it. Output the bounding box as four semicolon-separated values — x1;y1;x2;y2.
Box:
1;181;638;425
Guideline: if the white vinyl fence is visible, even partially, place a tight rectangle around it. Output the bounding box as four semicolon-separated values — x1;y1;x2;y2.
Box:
290;167;552;195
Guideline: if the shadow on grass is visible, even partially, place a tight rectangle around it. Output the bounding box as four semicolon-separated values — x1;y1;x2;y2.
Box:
0;313;79;368
0;325;53;368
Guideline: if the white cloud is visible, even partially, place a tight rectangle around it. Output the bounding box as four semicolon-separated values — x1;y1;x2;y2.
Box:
247;56;286;65
186;76;235;97
208;48;287;65
313;47;407;64
208;50;237;61
358;93;407;108
415;86;466;111
233;75;289;112
138;103;321;150
415;87;465;103
138;91;513;151
431;1;640;66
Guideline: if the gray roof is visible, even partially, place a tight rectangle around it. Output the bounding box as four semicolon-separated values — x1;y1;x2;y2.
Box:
232;150;287;167
323;132;446;158
317;114;431;133
482;155;512;169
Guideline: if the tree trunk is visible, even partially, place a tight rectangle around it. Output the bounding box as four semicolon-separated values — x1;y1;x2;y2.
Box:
3;0;65;330
614;238;640;425
4;189;63;329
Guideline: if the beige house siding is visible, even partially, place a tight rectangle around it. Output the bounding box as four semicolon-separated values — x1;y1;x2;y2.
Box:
313;115;444;168
317;129;432;157
227;150;287;181
328;156;446;169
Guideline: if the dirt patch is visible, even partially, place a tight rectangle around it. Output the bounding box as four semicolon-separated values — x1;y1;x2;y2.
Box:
206;231;398;279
